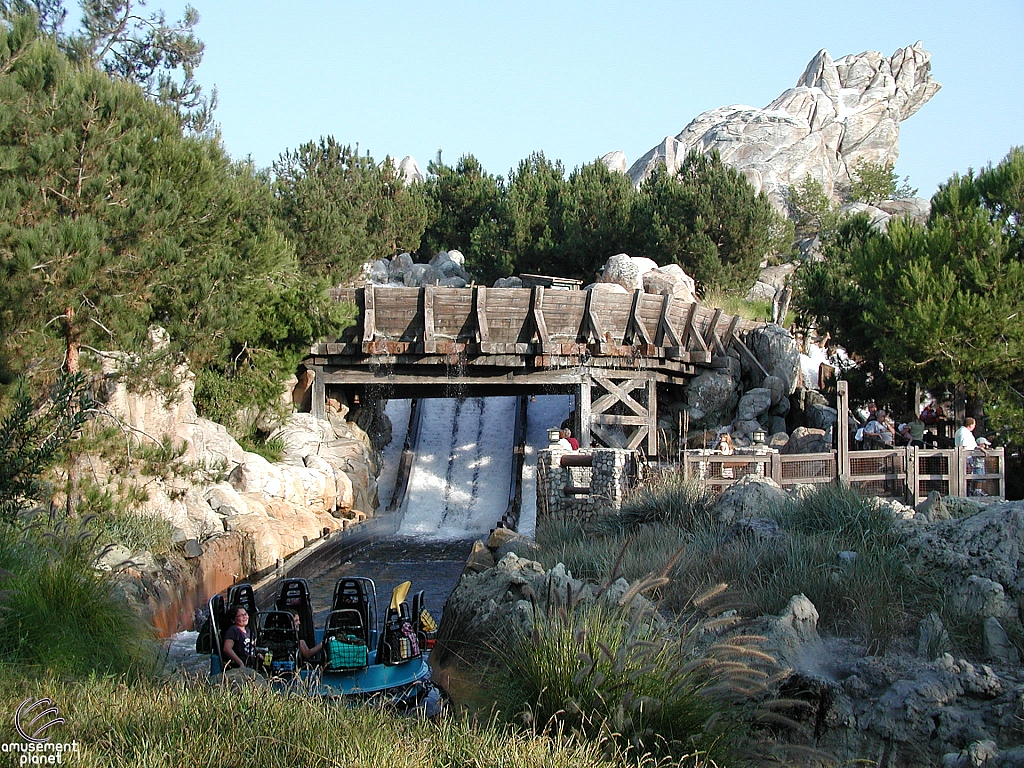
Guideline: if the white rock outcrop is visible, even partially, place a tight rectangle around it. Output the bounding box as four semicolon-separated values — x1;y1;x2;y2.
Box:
627;43;941;211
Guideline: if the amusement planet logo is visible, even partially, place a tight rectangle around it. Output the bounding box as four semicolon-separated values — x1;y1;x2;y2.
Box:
2;698;79;765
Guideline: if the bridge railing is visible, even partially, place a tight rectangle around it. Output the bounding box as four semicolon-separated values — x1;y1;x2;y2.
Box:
682;446;1006;504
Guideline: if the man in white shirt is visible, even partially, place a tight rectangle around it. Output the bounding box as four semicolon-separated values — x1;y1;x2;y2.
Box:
954;418;978;450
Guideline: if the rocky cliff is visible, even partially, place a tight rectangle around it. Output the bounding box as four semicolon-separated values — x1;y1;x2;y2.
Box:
626;43;941;210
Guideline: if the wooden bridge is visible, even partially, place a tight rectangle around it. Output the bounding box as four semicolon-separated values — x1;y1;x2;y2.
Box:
305;285;764;456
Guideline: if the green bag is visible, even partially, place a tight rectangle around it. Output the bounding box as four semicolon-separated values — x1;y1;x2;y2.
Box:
325;634;368;670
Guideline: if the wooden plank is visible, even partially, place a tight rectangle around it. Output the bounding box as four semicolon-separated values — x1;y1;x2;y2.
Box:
422;286;436;354
655;294;682;347
625;289;654;345
593;414;650;426
362;286;376;344
647;375;657;457
474;286;490;347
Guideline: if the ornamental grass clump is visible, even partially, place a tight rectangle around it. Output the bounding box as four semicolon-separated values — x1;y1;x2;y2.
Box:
595;470;713;534
494;584;778;763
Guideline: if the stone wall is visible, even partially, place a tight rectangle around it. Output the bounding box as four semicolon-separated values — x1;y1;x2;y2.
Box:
537;447;637;523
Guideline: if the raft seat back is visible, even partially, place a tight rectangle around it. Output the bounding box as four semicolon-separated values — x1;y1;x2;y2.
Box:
276;578;316;650
324;608;368;648
377;599;421;666
259;610;301;669
331;577;376;647
411;590;431;650
227;583;259;641
207;593;229;661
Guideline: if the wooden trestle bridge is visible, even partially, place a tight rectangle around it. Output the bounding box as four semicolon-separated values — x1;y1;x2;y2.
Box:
305;285;763;456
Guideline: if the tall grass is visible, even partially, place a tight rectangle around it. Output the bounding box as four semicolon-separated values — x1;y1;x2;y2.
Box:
0;520;157;676
492;599;774;763
0;670;623;768
540;480;942;652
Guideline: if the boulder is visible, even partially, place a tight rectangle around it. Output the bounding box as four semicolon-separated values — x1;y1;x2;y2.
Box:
685;369;737;424
388;252;414;282
600;150;627;174
493;276;523;288
746;281;777;303
916;490;952;522
744;325;802;394
710;475;788;524
598;254;658;291
917;612;951;658
736;387;773;421
642;263;697;302
585;281;628;294
781;426;830;454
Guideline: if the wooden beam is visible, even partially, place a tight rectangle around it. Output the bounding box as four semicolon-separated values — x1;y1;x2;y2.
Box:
704;308;725;355
422;285;436;354
362;286;376;345
647;375;657;457
655;294;682;347
625;289;653;345
580;288;606;343
733;332;770;379
474;286;492;353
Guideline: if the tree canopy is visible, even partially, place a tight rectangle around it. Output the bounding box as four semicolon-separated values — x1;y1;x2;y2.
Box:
796;147;1024;451
0;17;345;420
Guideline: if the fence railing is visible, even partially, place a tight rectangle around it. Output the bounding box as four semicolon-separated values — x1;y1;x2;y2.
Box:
682;447;1005;504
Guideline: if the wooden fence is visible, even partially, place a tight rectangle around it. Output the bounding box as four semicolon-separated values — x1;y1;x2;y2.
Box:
682;446;1006;505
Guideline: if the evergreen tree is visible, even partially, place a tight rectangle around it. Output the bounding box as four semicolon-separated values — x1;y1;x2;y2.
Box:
796;148;1024;472
502;151;567;276
847;159;917;204
633;151;791;291
420;153;505;280
0;20;343;415
273;138;428;282
559;160;637;281
1;0;213;131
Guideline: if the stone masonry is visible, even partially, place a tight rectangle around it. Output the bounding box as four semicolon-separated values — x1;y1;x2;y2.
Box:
537;447;638;524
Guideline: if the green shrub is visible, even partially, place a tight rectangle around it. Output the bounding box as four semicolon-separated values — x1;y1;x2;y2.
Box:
596;470;713;534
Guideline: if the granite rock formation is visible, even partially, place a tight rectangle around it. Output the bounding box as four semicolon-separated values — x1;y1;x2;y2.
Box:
627;43;941;210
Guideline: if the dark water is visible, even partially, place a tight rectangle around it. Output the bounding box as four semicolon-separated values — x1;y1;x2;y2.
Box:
306;536;472;625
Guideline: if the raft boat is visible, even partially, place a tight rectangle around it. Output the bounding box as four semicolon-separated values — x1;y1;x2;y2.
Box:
199;576;437;707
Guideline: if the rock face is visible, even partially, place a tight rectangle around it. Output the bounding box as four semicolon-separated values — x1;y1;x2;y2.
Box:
96;347;378;575
627;43;941;210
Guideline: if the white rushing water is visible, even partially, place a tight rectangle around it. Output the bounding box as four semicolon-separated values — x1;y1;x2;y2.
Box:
517;395;572;538
376;398;412;512
398;397;518;539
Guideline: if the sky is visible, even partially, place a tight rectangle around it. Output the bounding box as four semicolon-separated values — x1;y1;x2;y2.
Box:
163;0;1022;198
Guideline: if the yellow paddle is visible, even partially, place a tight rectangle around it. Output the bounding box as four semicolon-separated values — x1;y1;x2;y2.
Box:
389;581;411;612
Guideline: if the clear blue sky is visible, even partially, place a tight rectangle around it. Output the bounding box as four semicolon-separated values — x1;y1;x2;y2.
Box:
167;0;1022;197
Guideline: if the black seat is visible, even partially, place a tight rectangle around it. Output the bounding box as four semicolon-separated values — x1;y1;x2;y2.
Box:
331;578;376;649
377;596;420;666
275;578;315;651
258;610;301;673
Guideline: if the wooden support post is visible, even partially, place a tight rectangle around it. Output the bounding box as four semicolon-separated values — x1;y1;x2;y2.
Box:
530;286;550;348
312;369;326;421
422;285;436;354
837;380;850;485
474;286;492;352
907;446;919;506
771;452;782;485
362;286;376;346
625;289;653;345
581;288;606;344
646;374;657;457
705;308;725;355
954;446;966;497
579;375;592;449
655;294;681;347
